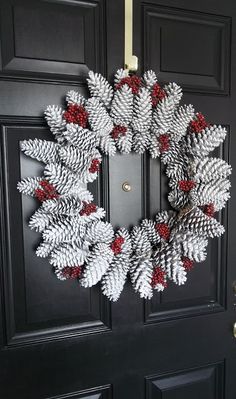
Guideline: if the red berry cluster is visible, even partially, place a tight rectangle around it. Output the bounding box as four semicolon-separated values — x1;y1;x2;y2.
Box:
178;180;196;192
189;112;209;133
155;223;170;240
159;133;170;153
110;236;125;255
203;203;215;217
35;180;59;202
79;201;97;216
151;266;167;288
111;125;127;139
62;266;82;279
116;75;142;94
89;158;101;173
182;256;194;271
151;83;166;107
63;104;88;128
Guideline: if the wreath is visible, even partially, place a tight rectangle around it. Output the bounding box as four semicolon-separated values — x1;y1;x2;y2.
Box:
17;69;231;301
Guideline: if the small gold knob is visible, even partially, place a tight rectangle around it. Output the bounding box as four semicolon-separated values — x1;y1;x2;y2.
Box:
233;322;236;338
122;181;131;192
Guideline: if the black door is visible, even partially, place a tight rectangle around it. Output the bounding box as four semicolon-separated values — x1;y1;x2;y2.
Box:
0;0;235;398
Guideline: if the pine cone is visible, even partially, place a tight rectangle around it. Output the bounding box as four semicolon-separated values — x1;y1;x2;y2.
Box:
86;97;113;135
143;70;157;89
155;241;187;285
29;208;59;232
99;135;116;156
79;206;106;224
36;241;56;258
155;210;177;228
152;96;176;135
110;84;133;125
42;217;86;245
181;232;208;262
116;127;133;154
140;219;160;245
63;123;98;152
66;90;85;106
170;104;195;142
21;139;60;164
17;177;43;196
164;82;183;105
114;69;129;85
131;227;152;257
168;188;190;210
85;221;114;244
101;255;130;301
130;258;153;299
116;227;132;257
148;132;161;158
194;179;231;211
71;186;94;202
49;241;88;268
42;194;83;216
193;157;232;183
177;207;225;238
59;145;100;175
131;87;152;132
132;130;149;154
80;243;114;287
166;155;189;182
186;125;227;157
87;71;113;108
44;105;66;143
44;163;78;194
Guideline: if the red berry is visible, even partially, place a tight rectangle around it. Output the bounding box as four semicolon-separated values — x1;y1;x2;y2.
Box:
182;257;194;271
189;112;209;133
155;223;170;240
89;159;101;173
111;236;125;255
178;180;196;192
40;180;49;188
35;188;46;202
63;104;88;128
62;266;82;279
79;202;97;216
111;125;127;139
159;134;170;153
151;83;166;107
116;75;142;94
35;180;59;202
151;266;167;288
203;203;215;217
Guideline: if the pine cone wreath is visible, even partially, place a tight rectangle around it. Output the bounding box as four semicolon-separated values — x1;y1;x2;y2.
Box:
17;68;231;301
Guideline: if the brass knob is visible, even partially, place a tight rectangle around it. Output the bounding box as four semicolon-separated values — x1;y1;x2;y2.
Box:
122;181;131;192
233;322;236;338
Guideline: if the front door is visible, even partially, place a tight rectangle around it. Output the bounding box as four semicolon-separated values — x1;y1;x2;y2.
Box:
0;0;235;398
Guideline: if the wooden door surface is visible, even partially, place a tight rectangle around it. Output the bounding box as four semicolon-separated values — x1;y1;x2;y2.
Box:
0;0;235;398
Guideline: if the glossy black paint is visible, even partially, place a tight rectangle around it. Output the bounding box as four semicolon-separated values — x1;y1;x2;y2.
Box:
0;0;236;398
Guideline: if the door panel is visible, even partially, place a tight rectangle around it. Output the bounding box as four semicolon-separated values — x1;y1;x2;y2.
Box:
0;0;104;79
0;0;118;397
146;362;224;399
109;153;143;228
0;0;236;398
134;1;235;398
137;2;230;325
142;5;231;95
145;145;228;323
1;122;110;347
